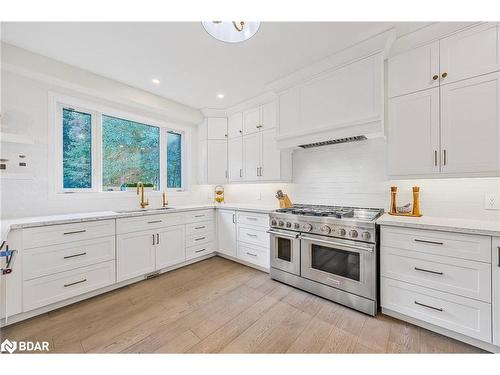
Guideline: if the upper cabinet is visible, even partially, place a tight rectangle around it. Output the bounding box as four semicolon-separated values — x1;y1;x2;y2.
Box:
207;117;228;140
388;41;440;98
276;53;384;149
387;23;500;178
242;101;277;135
440;23;500;85
228;112;243;138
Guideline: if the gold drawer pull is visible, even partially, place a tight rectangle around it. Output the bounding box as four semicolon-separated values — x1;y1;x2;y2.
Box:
414;300;443;312
63;252;87;259
64;279;87;288
63;230;86;235
414;267;443;275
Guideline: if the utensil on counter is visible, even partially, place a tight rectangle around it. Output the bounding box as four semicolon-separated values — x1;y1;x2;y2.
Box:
275;190;293;208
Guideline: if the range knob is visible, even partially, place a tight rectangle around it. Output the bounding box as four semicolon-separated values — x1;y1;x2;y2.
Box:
278;221;284;227
361;231;371;241
286;222;292;228
349;230;358;238
271;219;277;226
320;225;331;234
338;228;347;236
302;223;313;232
294;223;301;230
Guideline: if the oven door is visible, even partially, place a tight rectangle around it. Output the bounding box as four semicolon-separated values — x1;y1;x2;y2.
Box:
300;233;376;300
268;229;301;276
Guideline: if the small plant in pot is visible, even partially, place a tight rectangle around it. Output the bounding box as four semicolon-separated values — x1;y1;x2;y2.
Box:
120;182;155;192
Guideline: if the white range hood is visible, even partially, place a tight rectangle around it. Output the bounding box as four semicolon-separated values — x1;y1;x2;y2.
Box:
268;29;395;149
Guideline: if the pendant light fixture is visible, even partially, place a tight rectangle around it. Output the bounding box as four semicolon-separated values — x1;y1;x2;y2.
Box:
202;21;261;43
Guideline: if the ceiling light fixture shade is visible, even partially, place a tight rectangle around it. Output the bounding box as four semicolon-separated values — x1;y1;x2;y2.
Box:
202;21;261;43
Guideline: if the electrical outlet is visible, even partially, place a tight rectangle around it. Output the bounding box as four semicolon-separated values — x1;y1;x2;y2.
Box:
484;193;500;210
256;191;262;200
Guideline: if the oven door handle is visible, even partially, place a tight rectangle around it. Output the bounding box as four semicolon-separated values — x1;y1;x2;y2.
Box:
299;235;374;253
266;230;299;239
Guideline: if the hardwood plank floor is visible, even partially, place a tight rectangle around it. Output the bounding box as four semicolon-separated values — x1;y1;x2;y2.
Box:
0;257;486;354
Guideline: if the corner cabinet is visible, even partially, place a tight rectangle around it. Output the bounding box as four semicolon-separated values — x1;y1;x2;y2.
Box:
387;23;500;178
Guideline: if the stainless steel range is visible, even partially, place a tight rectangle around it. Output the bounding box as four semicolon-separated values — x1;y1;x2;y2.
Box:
268;204;384;316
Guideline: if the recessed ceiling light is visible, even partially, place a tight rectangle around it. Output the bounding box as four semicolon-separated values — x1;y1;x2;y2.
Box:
217;93;225;99
152;78;160;84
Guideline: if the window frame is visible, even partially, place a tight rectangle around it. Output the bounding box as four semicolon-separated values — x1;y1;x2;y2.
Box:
49;92;190;198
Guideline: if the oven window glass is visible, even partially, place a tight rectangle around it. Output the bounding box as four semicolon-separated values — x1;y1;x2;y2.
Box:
311;245;360;281
277;237;292;262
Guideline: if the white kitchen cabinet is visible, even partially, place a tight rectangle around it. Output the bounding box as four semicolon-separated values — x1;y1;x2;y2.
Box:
155;225;186;270
440;72;500;174
261;101;277;131
243;107;261;135
387;88;440;176
243;133;261;181
388;41;440;98
207;140;228;184
493;237;500;346
260;129;281;181
278;87;300;135
228;137;244;182
217;210;237;257
228;112;243;138
207;118;228;140
440;23;500;85
116;230;156;282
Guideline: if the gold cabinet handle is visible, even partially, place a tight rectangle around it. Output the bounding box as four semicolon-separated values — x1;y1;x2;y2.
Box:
432;75;439;81
441;72;448;79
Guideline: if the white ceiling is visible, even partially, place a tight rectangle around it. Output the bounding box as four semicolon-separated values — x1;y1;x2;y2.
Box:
1;22;430;110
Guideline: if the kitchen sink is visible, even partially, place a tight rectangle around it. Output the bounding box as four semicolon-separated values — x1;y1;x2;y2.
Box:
114;207;174;214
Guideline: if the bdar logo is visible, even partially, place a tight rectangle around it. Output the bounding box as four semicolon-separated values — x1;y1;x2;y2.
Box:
1;339;17;354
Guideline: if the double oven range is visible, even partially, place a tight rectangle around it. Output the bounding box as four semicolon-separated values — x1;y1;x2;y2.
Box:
268;205;383;316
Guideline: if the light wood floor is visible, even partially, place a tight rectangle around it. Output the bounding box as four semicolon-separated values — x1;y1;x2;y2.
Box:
0;257;485;354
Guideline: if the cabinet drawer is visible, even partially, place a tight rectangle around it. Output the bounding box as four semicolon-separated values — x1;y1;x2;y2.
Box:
237;242;270;269
186;221;214;236
381;277;491;342
23;220;115;249
237;212;269;227
381;226;491;262
381;247;491;302
23;261;116;311
186;242;213;260
23;236;116;281
184;210;214;223
116;213;185;234
237;225;269;247
186;233;213;248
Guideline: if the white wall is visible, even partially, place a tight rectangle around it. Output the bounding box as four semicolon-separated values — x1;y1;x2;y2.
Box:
1;44;212;219
223;138;500;222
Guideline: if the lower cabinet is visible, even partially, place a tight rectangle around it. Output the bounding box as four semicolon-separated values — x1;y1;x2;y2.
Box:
116;230;156;282
155;225;186;270
381;225;494;346
493;237;500;346
217;209;237;257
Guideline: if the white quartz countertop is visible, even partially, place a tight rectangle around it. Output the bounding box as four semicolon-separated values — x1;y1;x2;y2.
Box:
377;213;500;237
0;203;277;241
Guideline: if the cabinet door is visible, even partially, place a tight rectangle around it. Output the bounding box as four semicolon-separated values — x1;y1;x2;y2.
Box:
217;210;237;257
493;237;500;346
207;140;228;184
228;112;243;138
440;23;500;85
440;72;500;174
388;41;440;98
116;230;156;282
243;107;261;135
243;133;261;181
260;130;281;181
207;118;228;140
387;88;440;176
278;87;300;137
156;225;185;270
228;137;244;182
261;101;277;131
